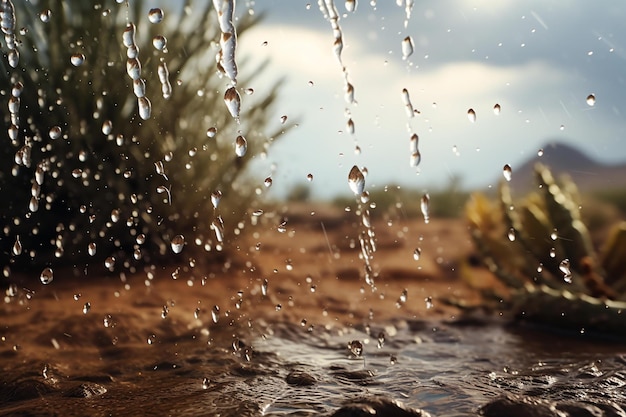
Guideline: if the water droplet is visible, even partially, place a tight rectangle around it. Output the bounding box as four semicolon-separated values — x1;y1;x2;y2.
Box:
586;94;596;106
420;194;430;224
537;148;544;157
348;165;365;195
161;305;169;319
348;340;363;357
12;236;22;256
126;58;141;80
344;82;355;104
49;126;62;140
502;164;512;181
103;314;113;328
467;108;476;123
210;190;222;209
507;227;516;242
264;177;272;188
207;127;217;138
550;229;558;241
346;118;355;135
549;247;556;258
126;43;139;59
105;256;116;271
5;47;17;68
202;378;210;389
559;259;572;283
493;103;501;115
154;160;168;180
40;267;54;285
413;248;421;261
224;87;241;119
345;0;357;12
88;242;97;257
148;8;164;24
171;235;185;254
138;96;152;120
425;296;434;309
261;278;269;296
234;135;247;157
211;305;220;323
280;115;288;124
70;53;85;67
83;302;91;314
401;36;414;60
29;197;39;212
40;9;51;23
122;23;136;48
152;35;167;51
306;173;314;182
101;120;113;135
212;216;225;242
410;152;421;167
8;96;19;116
377;332;385;348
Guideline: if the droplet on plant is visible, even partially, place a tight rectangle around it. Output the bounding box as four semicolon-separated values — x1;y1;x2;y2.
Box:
586;94;595;106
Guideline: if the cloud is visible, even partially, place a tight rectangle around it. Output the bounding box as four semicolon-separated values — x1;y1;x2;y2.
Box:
240;3;626;198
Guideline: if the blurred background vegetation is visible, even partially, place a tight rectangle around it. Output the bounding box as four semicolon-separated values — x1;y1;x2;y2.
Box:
1;0;288;275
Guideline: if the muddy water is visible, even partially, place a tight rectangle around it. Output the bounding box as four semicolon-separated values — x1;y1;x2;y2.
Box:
2;272;626;417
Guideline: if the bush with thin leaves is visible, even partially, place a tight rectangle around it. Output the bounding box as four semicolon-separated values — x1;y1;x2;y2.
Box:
0;1;286;275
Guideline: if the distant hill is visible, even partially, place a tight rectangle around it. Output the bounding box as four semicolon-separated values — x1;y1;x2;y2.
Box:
505;141;626;193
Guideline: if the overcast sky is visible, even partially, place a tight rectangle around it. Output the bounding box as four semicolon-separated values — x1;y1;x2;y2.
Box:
233;0;626;198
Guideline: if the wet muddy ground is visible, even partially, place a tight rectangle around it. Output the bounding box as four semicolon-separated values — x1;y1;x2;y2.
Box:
2;208;625;416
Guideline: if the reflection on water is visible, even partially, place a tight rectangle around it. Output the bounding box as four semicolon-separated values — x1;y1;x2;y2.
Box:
2;279;626;416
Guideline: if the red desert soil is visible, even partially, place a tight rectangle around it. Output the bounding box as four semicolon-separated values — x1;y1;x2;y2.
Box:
2;203;492;354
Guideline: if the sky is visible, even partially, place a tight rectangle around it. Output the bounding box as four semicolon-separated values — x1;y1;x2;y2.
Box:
233;0;626;199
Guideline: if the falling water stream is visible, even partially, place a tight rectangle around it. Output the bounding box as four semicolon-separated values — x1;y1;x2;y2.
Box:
2;1;626;416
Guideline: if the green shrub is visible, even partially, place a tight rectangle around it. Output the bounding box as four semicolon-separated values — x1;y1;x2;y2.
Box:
1;1;285;274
